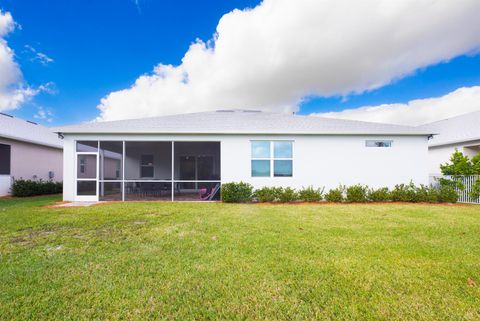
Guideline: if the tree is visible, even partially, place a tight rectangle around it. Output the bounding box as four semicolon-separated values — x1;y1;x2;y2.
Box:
440;149;480;201
440;149;478;175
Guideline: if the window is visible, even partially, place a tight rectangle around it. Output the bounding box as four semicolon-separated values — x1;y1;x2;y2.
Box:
251;141;293;177
79;158;86;174
366;140;393;147
140;154;154;178
76;141;98;152
0;143;11;175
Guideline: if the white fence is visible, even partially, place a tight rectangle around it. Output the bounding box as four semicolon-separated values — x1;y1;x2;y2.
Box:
430;175;480;204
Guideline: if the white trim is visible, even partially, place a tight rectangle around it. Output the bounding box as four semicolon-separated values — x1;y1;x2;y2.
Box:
74;151;99;202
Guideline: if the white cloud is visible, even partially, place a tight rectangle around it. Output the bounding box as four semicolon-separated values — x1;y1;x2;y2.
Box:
315;86;480;125
33;106;54;123
24;44;54;66
0;10;40;111
97;0;480;121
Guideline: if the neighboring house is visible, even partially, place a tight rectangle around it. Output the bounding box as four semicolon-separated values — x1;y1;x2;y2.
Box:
0;113;63;196
54;110;432;202
419;111;480;175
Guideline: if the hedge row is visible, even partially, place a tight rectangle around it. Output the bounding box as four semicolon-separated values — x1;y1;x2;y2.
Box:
11;179;63;197
221;182;458;203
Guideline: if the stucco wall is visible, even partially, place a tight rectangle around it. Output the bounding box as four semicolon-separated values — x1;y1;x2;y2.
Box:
62;134;429;201
0;137;63;195
428;140;480;175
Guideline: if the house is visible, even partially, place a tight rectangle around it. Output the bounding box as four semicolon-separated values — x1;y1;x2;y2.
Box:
419;111;480;175
0;113;63;196
53;109;433;202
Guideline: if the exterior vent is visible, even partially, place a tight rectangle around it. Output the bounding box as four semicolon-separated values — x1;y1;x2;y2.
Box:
0;112;13;118
27;120;38;125
216;110;235;113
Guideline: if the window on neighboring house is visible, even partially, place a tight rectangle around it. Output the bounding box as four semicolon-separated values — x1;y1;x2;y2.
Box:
79;158;86;174
366;140;393;147
0;143;11;175
140;154;154;178
251;141;293;177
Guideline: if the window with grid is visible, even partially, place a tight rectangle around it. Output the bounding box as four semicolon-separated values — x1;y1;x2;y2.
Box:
251;141;293;177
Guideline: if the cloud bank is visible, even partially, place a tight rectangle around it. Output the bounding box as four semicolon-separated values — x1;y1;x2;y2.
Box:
0;11;38;111
97;0;480;121
316;86;480;126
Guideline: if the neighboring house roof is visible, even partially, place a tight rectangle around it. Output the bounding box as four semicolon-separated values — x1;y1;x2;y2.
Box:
418;111;480;147
53;110;433;135
0;113;63;149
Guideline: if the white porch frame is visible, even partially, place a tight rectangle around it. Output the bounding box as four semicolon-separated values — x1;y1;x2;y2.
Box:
74;140;221;202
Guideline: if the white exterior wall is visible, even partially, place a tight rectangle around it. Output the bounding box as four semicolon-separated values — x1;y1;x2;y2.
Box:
428;140;480;175
0;175;11;196
62;134;429;201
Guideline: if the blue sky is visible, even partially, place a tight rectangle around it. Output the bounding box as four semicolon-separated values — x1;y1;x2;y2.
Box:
1;0;480;126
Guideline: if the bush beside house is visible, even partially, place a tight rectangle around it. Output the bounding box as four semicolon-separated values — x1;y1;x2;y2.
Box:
221;182;458;204
11;179;62;197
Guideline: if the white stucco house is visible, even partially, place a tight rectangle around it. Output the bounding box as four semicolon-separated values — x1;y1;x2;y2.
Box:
0;113;63;196
53;110;433;202
419;111;480;175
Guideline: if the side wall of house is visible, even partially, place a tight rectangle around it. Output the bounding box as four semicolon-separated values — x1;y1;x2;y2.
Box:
428;140;480;175
0;137;63;195
222;135;429;190
63;134;429;201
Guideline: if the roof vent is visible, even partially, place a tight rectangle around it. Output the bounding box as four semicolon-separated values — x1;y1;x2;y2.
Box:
27;120;38;125
242;110;261;113
216;109;235;113
0;112;13;118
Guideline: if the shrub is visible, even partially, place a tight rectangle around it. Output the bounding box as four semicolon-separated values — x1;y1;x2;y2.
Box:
277;187;299;203
390;183;417;202
298;186;323;202
11;179;62;197
414;185;435;203
254;186;282;202
221;182;253;203
367;187;390;202
325;186;344;202
470;179;480;200
435;185;458;203
346;184;368;202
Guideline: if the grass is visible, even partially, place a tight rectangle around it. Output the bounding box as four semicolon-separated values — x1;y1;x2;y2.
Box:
0;196;479;320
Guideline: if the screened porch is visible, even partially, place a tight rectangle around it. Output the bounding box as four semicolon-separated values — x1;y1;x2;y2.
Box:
75;141;221;201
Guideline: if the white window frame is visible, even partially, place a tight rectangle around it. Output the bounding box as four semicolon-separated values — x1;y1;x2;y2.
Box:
75;149;99;202
251;140;294;178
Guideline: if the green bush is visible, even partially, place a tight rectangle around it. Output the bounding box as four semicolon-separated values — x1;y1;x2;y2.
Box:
254;186;281;202
221;182;253;203
367;187;390;202
435;185;458;203
346;184;368;202
11;179;62;197
390;183;417;202
277;187;298;203
325;186;344;202
298;186;323;202
469;179;480;200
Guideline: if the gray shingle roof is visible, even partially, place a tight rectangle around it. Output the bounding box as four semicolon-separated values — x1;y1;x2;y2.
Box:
53;110;433;135
0;113;63;149
418;111;480;147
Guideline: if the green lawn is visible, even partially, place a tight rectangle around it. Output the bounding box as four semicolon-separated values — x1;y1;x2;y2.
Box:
0;196;479;320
